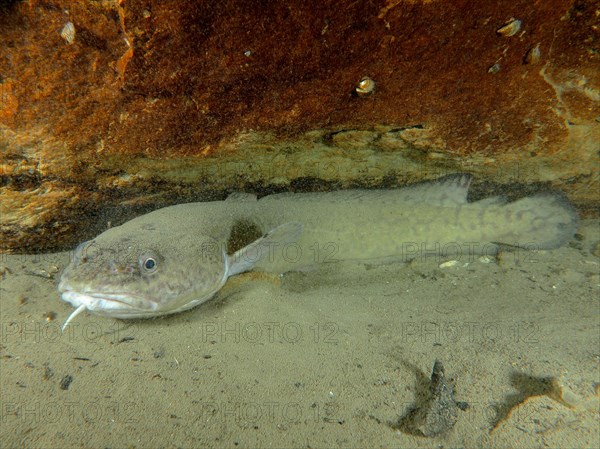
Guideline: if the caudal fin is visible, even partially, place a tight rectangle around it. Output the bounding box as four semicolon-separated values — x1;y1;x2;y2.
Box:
497;192;579;250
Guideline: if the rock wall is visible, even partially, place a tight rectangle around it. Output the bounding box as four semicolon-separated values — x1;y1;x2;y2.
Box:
1;0;598;252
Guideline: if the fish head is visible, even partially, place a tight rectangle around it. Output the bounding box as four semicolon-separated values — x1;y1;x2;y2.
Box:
58;229;229;326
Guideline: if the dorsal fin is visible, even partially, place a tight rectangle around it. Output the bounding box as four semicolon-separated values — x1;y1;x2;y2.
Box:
226;192;257;202
398;173;472;206
259;174;473;207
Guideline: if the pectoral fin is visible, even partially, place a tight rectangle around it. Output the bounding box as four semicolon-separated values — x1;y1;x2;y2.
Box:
228;222;303;276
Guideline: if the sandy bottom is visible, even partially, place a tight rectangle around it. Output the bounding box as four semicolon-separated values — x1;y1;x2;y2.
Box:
1;219;598;448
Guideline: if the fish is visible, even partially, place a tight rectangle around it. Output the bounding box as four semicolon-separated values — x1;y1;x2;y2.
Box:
58;174;579;329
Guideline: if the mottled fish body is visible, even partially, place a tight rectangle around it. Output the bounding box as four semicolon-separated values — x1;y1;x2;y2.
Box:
58;174;578;327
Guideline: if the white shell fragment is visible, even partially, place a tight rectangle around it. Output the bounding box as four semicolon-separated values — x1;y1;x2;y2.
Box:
478;255;495;264
439;260;459;268
524;43;541;64
356;76;375;96
497;18;522;37
60;21;75;44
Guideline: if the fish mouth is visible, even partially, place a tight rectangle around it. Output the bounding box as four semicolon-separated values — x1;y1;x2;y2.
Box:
60;290;159;312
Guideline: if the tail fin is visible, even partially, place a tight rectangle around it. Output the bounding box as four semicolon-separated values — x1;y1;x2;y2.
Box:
498;192;579;250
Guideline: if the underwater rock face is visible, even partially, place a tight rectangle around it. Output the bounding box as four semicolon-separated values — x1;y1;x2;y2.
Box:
0;0;598;252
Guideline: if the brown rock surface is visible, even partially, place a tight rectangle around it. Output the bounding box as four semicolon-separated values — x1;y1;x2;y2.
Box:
1;0;598;252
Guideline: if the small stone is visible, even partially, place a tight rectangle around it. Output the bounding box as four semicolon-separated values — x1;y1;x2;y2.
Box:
59;374;73;390
43;364;54;380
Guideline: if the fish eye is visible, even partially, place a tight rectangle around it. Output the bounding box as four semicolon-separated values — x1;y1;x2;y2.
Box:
139;255;158;274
